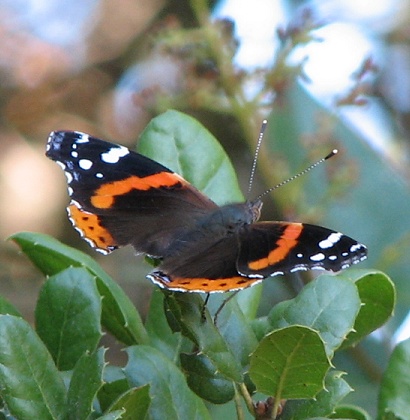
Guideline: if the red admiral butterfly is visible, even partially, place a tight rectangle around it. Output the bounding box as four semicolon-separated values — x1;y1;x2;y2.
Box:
46;130;367;293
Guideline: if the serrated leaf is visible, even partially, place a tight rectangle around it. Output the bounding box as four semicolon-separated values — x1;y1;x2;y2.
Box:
0;295;22;317
180;353;235;404
10;231;147;345
331;404;372;419
124;345;210;420
338;270;395;349
0;314;66;419
249;325;330;399
138;109;243;205
35;267;102;370
164;292;242;382
268;274;361;355
107;385;150;420
96;410;125;420
282;370;352;418
97;365;129;413
99;380;129;413
65;348;105;420
378;337;410;419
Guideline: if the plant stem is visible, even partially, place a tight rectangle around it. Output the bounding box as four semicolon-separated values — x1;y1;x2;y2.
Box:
238;382;255;417
234;383;245;420
190;0;262;146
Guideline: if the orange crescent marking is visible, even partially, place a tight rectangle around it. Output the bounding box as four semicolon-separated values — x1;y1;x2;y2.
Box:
90;173;185;209
248;223;303;270
151;274;261;292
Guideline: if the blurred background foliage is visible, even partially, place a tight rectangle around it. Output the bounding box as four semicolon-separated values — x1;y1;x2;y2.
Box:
0;0;410;415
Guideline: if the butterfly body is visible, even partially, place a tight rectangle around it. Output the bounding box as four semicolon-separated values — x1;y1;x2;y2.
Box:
46;130;367;293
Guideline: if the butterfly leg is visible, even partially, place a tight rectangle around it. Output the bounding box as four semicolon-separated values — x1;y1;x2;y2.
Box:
201;293;211;322
213;290;241;325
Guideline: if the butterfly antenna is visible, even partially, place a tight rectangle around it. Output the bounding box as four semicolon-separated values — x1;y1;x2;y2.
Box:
247;120;268;196
254;149;338;201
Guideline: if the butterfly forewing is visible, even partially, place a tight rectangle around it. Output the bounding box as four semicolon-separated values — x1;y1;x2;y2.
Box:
237;222;367;277
46;131;217;256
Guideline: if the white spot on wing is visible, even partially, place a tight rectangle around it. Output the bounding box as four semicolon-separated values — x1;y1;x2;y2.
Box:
350;243;363;252
319;232;342;249
71;151;78;158
310;252;325;262
79;159;93;170
290;266;308;273
95;172;104;178
56;161;66;170
46;132;55;151
75;133;90;143
101;146;129;164
64;171;73;183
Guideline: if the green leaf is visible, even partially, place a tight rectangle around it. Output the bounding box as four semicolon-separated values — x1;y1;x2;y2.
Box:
98;366;129;413
0;314;66;419
235;284;263;320
180;353;235;404
268;274;361;355
35;267;102;371
0;295;22;317
145;289;185;361
138;109;243;205
107;385;150;420
338;270;396;349
282;370;353;418
379;337;410;419
330;404;372;419
10;231;147;345
164;292;243;382
96;410;125;420
98;379;129;413
249;325;330;399
250;316;271;341
65;348;105;420
124;345;210;420
208;295;259;366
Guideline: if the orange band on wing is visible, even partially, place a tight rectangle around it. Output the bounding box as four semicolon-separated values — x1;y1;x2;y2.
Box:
91;173;185;209
149;273;262;293
68;203;117;252
248;223;303;270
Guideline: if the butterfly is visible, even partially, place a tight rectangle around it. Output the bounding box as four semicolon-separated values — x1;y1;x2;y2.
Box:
46;130;367;293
